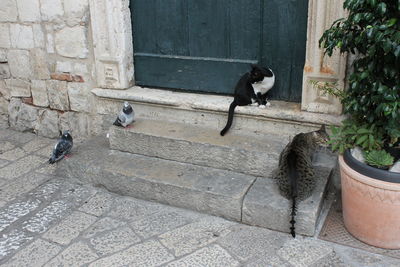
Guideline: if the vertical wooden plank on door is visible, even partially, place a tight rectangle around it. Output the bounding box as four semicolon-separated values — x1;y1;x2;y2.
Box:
229;0;261;61
188;0;228;58
132;0;157;54
155;0;189;56
262;0;308;102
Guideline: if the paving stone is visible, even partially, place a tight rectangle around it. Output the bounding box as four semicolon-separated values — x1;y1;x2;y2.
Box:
311;251;349;267
217;224;289;262
0;155;44;180
0;147;26;161
159;218;235;257
245;255;291;267
277;238;334;267
83;217;126;239
23;200;70;233
21;137;52;153
35;143;54;158
108;196;162;221
131;210;192;239
44;241;98;267
88;240;174;267
2;239;62;267
89;226;141;256
0;230;33;261
0;173;51;203
78;191;114;216
0;199;41;232
2;130;35;144
166;244;240;267
0;159;9;168
43;211;97;245
0;141;15;153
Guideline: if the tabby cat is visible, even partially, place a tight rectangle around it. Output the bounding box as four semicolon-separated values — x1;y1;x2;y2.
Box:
220;64;275;136
275;125;329;237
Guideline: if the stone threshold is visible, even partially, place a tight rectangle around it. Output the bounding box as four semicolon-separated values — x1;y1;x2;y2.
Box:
92;86;344;127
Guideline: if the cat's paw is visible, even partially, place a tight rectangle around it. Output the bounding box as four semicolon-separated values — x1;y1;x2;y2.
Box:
259;105;266;109
251;103;259;107
266;102;271;107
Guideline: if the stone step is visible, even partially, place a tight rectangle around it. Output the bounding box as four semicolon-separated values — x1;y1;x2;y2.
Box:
57;136;333;236
108;119;288;177
92;86;343;138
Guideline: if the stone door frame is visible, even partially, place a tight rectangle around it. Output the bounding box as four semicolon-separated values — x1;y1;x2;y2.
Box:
89;0;346;115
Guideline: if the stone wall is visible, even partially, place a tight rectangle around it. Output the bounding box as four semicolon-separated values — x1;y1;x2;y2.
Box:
0;0;102;138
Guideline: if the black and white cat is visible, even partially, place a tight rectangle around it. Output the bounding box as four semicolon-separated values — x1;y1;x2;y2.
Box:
220;64;275;136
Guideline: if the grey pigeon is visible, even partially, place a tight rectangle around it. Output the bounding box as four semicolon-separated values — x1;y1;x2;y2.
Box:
113;101;135;127
49;131;73;164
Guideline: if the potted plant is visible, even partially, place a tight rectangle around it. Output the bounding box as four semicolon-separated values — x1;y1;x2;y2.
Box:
318;0;400;249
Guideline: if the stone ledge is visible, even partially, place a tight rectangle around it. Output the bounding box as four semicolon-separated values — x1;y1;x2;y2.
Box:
92;86;344;127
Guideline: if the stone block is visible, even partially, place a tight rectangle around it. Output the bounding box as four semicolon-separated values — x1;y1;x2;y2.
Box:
0;80;10;100
166;245;240;267
0;0;18;22
0;48;7;62
50;73;84;82
45;25;55;53
89;226;141;256
40;0;64;21
16;0;41;22
109;120;285;177
58;137;256;221
0;24;11;48
43;211;97;245
78;192;114;216
0;64;10;79
35;109;59;138
0;230;33;261
55;61;72;73
31;48;50;79
68;83;89;112
159;218;235;257
7;79;31;97
242;167;331;236
64;0;89;26
8;50;33;79
8;102;38;132
88;240;174;267
59;112;89;137
47;80;69;110
2;239;62;267
0;97;9;114
10;24;34;49
44;242;98;267
32;24;45;48
31;80;49;107
55;26;88;58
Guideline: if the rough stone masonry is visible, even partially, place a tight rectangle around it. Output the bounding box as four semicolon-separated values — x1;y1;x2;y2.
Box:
0;0;105;137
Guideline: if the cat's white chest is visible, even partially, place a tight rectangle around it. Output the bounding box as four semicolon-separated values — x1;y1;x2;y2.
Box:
253;75;275;95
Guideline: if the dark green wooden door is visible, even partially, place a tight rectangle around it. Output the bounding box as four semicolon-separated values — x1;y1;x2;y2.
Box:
131;0;308;102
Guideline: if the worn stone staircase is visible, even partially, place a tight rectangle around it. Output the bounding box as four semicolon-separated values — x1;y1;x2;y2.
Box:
58;115;336;236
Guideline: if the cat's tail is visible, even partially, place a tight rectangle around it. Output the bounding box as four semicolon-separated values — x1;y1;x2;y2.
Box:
287;151;298;238
220;101;237;136
290;196;297;238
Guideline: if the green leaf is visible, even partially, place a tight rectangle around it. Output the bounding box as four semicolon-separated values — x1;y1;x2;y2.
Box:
377;3;387;15
356;135;368;145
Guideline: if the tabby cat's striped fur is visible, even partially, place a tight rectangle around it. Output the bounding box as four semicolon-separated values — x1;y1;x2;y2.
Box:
275;125;329;238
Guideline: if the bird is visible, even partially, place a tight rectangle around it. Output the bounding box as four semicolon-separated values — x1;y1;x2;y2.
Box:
49;130;73;164
113;101;135;128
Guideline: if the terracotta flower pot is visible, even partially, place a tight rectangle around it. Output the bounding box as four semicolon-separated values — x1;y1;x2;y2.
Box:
339;151;400;249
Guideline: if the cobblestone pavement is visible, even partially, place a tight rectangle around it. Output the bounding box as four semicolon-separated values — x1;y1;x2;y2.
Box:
0;128;399;267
